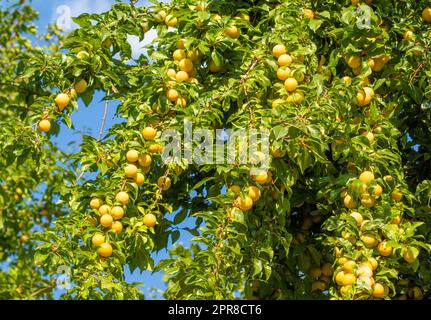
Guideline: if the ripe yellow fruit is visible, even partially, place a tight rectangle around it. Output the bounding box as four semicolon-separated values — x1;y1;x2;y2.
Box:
309;266;322;279
148;144;161;153
176;38;186;49
55;93;70;110
166;68;176;78
422;7;431;23
111;221;123;235
347;55;361;69
368;257;378;271
135;173;145;186
284;78;298;92
225;25;240;38
372;283;386;298
187;48;201;62
344;194;357;209
337;257;348;265
176;70;189;82
98;204;111;215
142;127;157;140
278;54;293;67
179;58;194;73
343;261;357;274
234;12;250;21
342;76;352;85
138;154;152;167
371;57;386;72
403;247;417;264
111;206;125;220
302;8;315;19
378;241;393;257
74;79;88;94
361;193;375;208
391;189;403;202
272;44;286;58
383;175;393;183
248;186;261;202
116;191;129;205
167;88;180;102
359;171;375;184
152;11;167;23
342;273;356;286
404;30;414;41
236;195;254;211
173;49;186;61
20;234;29;243
392;214;401;225
98;242;113;257
125;164;138;178
92;233;105;246
362;131;375;144
277;67;291;81
143;213;157;227
335;271;349;286
311;281;326;292
157;176;172;191
321;263;334;277
229;185;241;195
350;212;363;227
126;150;139;163
253;171;269;184
373;185;383;198
361;234;378;248
90;198;103;210
165;15;177;27
209;59;221;73
100;214;113;228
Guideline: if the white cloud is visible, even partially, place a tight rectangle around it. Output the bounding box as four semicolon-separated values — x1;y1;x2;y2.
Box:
127;29;157;59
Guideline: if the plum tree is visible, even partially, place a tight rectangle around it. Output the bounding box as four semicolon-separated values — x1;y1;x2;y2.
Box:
1;0;431;301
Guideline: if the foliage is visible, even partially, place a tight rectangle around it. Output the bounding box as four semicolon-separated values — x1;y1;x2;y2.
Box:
1;0;431;300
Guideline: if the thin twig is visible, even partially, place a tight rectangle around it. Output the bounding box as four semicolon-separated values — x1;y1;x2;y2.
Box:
98;91;110;142
32;284;56;297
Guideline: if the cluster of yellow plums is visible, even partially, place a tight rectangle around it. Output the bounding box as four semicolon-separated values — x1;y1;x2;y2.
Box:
87;126;175;258
332;171;420;298
37;79;88;133
165;40;202;107
343;171;401;210
309;262;334;293
88;193;128;258
229;185;261;214
271;44;305;107
153;9;178;28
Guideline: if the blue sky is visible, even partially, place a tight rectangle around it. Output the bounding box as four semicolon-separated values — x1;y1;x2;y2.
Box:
2;0;194;299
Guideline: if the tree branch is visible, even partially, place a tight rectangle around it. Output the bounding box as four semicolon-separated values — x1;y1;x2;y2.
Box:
98;91;110;142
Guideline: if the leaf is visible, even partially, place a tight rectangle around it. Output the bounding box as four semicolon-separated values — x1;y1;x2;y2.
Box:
309;19;323;32
171;230;180;244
